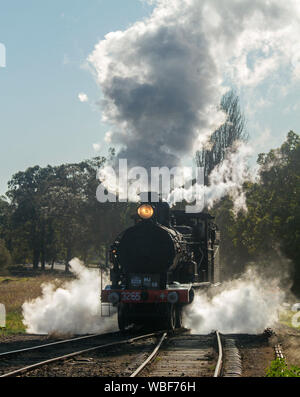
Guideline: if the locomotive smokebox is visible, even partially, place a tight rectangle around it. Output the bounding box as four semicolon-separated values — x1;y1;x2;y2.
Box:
118;221;176;274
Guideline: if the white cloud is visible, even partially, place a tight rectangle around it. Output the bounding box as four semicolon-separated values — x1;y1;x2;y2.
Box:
283;103;300;115
78;92;89;103
92;142;102;152
104;131;112;144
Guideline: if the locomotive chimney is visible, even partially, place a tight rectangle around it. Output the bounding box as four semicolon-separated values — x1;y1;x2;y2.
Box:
140;191;160;204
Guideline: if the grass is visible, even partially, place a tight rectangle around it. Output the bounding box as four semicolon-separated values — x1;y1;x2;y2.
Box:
266;358;300;377
0;271;73;336
3;311;26;335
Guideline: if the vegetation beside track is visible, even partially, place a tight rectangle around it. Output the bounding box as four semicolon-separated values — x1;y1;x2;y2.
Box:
266;358;300;377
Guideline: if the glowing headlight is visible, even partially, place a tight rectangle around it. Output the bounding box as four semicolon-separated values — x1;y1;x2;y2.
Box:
137;204;154;219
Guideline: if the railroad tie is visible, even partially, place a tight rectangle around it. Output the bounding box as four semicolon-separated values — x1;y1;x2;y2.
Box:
222;339;242;377
274;344;284;360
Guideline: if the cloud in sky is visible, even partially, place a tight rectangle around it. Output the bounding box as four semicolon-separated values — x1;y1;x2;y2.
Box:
92;142;102;152
88;0;300;169
78;92;89;103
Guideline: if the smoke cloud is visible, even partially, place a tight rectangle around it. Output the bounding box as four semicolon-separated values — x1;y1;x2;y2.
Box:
168;141;253;212
88;0;300;209
88;0;300;169
22;259;117;335
183;268;285;334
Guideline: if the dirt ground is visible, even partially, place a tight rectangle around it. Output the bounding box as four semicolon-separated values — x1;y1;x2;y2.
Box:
273;323;300;368
239;345;275;376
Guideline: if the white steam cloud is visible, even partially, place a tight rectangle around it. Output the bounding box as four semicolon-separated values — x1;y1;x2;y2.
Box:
88;0;300;169
88;0;226;169
22;259;117;335
89;0;300;209
183;269;285;334
168;141;253;212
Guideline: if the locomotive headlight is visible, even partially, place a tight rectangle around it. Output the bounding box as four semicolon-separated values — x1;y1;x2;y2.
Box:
108;292;120;304
137;204;154;219
167;291;179;304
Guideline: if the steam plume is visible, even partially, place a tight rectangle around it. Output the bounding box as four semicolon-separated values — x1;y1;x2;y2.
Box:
168;141;253;212
89;0;300;209
89;0;300;170
22;259;117;335
183;269;285;334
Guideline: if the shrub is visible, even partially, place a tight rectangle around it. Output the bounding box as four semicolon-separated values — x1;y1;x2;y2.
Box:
266;358;300;377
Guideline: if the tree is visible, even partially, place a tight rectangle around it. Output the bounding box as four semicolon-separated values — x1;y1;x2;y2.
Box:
3;154;135;271
6;165;57;269
212;131;300;294
0;239;11;268
196;90;248;185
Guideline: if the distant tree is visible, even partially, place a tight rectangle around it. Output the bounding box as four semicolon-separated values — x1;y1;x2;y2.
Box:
196;90;248;185
4;154;134;272
0;239;11;268
6;165;58;269
0;197;11;246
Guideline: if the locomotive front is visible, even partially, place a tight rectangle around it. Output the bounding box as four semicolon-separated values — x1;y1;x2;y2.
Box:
101;195;220;331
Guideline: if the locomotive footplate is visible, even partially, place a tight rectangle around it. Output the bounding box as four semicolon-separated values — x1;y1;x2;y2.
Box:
101;288;190;304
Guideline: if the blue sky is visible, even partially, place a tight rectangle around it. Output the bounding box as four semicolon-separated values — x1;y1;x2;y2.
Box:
0;0;299;195
0;0;153;194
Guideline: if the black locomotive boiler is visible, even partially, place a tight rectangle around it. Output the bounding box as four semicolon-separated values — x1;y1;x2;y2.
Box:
101;194;220;331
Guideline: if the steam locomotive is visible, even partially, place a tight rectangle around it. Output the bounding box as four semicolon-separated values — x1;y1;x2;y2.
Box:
101;193;220;331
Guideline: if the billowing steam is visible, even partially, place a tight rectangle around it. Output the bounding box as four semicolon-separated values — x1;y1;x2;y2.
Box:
168;141;253;212
89;0;300;208
22;259;117;335
183;269;285;334
88;1;225;169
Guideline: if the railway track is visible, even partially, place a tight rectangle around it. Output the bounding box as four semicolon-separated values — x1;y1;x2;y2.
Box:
2;330;263;377
0;331;162;377
130;330;223;377
0;329;224;377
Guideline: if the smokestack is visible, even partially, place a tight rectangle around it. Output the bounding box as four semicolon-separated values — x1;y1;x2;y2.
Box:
140;191;160;203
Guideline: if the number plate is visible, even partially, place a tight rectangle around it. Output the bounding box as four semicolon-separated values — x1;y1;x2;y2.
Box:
121;291;141;302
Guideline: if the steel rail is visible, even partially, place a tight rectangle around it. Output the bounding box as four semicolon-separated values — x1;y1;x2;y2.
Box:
213;330;223;377
0;332;119;358
131;330;221;377
0;332;162;378
130;332;167;377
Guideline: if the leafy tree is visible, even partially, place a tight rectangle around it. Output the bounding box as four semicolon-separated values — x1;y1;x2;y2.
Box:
6;165;57;268
213;131;300;293
3;154;135;271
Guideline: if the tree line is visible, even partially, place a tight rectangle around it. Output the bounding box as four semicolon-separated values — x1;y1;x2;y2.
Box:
213;130;300;295
0;155;135;271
